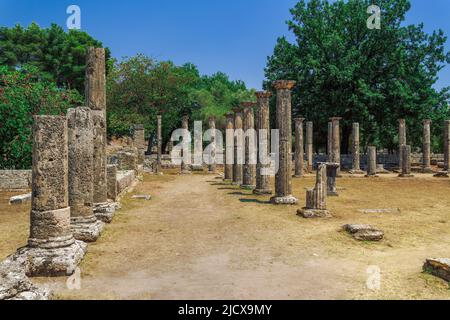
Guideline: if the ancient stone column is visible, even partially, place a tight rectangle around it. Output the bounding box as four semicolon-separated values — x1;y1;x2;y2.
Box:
192;120;204;171
155;115;162;174
330;117;342;176
366;146;378;177
297;163;330;218
241;103;257;189
350;123;364;174
270;80;298;205
306;121;314;172
180;115;192;174
224;113;234;182
399;145;414;178
327;122;333;162
19;115;87;276
445;120;450;172
107;164;118;201
422;119;433;173
294;118;305;178
133;124;145;165
233;108;244;185
208;116;217;174
254;91;273;195
325;162;339;196
86;48;113;220
167;140;174;154
68;107;104;242
399;119;406;170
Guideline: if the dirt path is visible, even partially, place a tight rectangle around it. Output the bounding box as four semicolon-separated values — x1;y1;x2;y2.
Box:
31;172;450;300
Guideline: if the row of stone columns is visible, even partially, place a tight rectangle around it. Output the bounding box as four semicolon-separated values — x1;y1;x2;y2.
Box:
169;113;450;180
169;88;449;191
15;47;120;277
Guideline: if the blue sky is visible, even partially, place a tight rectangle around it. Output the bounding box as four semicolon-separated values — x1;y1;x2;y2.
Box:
1;0;449;90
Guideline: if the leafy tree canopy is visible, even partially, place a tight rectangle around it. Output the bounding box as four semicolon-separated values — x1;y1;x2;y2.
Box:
265;0;450;152
0;23;110;93
0;65;82;169
107;54;254;148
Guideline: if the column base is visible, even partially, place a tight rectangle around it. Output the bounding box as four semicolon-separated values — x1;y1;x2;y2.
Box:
94;201;118;223
14;240;87;277
434;171;449;178
422;167;434;174
253;188;272;195
365;174;379;178
270;195;298;205
0;258;53;300
297;208;331;219
327;191;339;197
71;216;105;242
349;169;365;175
398;174;414;178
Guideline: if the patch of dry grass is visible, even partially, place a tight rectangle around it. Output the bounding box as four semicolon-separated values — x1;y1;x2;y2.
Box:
3;172;450;300
0;191;30;260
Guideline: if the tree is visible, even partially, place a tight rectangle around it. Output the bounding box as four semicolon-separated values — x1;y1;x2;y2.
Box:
265;0;450;153
0;65;82;169
107;55;254;149
0;23;110;93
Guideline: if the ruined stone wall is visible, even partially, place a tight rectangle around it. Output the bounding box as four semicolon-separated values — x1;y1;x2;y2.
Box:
117;170;136;194
0;170;32;190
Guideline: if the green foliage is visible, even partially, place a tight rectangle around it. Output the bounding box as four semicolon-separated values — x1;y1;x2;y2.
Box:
265;0;450;152
0;65;82;169
107;55;253;148
0;23;110;93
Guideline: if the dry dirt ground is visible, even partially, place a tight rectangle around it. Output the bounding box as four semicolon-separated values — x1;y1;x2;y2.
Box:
1;171;450;300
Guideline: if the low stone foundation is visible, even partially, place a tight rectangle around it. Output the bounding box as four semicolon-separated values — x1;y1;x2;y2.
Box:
117;170;136;194
10;239;88;278
0;258;52;300
0;170;31;190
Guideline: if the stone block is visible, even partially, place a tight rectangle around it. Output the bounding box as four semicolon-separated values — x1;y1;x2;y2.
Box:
9;193;31;205
423;258;450;282
343;224;384;241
